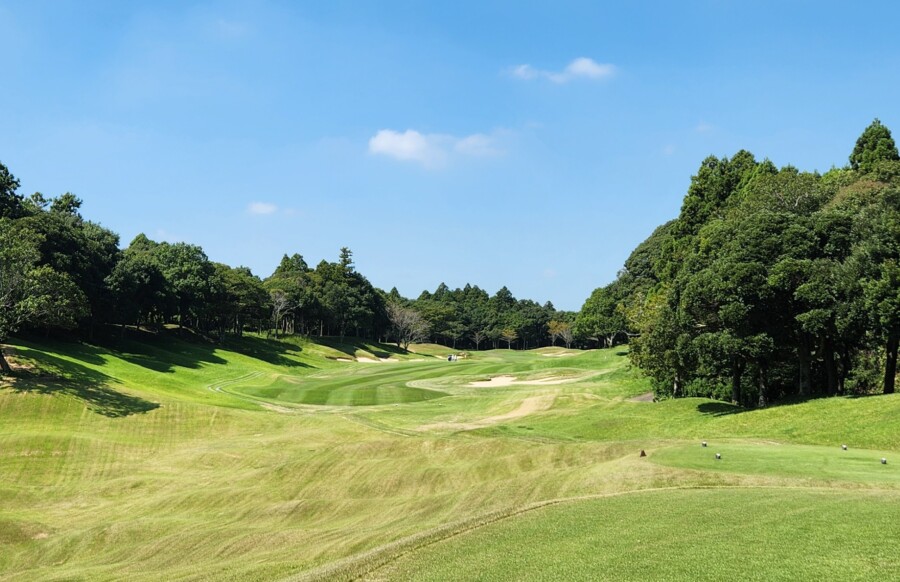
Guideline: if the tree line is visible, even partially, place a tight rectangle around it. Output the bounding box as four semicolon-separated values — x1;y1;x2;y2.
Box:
576;120;900;403
0;163;578;372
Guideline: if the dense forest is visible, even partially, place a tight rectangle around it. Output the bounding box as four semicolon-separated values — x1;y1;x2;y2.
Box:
577;120;900;403
0;162;576;373
2;121;898;406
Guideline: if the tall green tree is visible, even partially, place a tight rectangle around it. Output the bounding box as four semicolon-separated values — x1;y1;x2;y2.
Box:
0;220;85;373
850;119;899;172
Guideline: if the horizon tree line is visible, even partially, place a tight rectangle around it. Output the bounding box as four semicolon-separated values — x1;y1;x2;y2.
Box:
2;120;897;407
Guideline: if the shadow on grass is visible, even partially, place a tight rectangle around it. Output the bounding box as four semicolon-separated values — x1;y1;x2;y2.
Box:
696;391;877;417
6;350;159;418
696;401;743;416
315;337;408;359
223;335;311;368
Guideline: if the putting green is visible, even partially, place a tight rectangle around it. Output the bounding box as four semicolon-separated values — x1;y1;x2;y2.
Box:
238;372;449;406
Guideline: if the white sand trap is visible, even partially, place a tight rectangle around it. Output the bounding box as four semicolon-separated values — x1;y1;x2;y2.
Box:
419;394;556;432
468;375;577;387
541;352;577;357
336;358;353;362
356;356;401;363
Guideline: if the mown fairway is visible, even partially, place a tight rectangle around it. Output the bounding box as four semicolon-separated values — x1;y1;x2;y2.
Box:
2;335;899;581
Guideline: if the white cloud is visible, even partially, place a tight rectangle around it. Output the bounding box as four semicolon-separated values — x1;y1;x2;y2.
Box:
454;133;502;157
695;122;714;133
369;129;504;168
368;129;445;167
663;144;676;156
509;57;616;84
248;202;277;215
511;64;539;80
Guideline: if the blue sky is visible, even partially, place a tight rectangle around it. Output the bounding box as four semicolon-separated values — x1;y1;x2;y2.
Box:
3;1;899;310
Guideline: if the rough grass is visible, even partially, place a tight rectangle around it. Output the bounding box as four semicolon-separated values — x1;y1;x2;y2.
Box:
1;333;899;581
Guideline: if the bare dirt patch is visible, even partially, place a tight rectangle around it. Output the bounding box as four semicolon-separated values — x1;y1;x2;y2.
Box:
419;394;556;432
628;391;655;402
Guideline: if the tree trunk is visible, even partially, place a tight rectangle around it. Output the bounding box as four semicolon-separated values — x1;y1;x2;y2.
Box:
0;348;11;375
757;360;769;408
885;330;899;395
838;349;852;395
822;337;838;396
731;360;744;405
672;371;682;398
797;340;811;397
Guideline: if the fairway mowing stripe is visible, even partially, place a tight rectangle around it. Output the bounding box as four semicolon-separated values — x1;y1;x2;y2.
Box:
205;372;279;409
339;413;418;438
284;484;900;582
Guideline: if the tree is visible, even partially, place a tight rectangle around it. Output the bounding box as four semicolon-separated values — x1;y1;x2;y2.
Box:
559;323;574;349
575;283;628;348
105;249;167;334
386;302;430;350
0;220;85;373
500;327;518;349
0;161;24;219
850;119;899;173
548;320;565;346
549;319;575;348
470;329;487;350
153;242;215;329
270;291;293;339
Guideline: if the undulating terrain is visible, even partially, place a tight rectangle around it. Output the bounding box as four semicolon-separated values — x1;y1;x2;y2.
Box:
2;332;899;581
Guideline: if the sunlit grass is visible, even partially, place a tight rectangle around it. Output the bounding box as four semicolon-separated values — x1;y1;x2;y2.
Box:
1;333;899;580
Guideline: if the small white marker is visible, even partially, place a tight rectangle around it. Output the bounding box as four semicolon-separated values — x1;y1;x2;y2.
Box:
842;444;848;451
882;458;888;465
715;453;721;460
702;441;707;447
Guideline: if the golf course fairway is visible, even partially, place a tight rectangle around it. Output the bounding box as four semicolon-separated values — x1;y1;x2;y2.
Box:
2;335;898;581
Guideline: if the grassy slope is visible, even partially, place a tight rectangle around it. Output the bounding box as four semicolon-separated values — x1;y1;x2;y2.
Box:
1;334;898;581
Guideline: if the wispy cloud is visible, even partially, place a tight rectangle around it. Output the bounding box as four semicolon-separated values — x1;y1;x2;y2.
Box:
368;129;504;169
248;202;277;215
510;57;616;84
695;122;715;133
212;18;250;39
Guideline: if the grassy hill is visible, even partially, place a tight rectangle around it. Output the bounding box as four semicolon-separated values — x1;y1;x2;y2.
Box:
1;332;898;580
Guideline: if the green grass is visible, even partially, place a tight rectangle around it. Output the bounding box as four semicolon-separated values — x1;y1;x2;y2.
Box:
368;488;900;581
1;332;899;581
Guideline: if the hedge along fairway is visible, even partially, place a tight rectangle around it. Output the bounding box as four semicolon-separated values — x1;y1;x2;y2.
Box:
2;335;900;581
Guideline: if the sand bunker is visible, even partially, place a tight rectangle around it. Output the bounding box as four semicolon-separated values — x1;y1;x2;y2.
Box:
468;375;577;388
355;357;401;363
419;394;556;432
540;351;578;357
